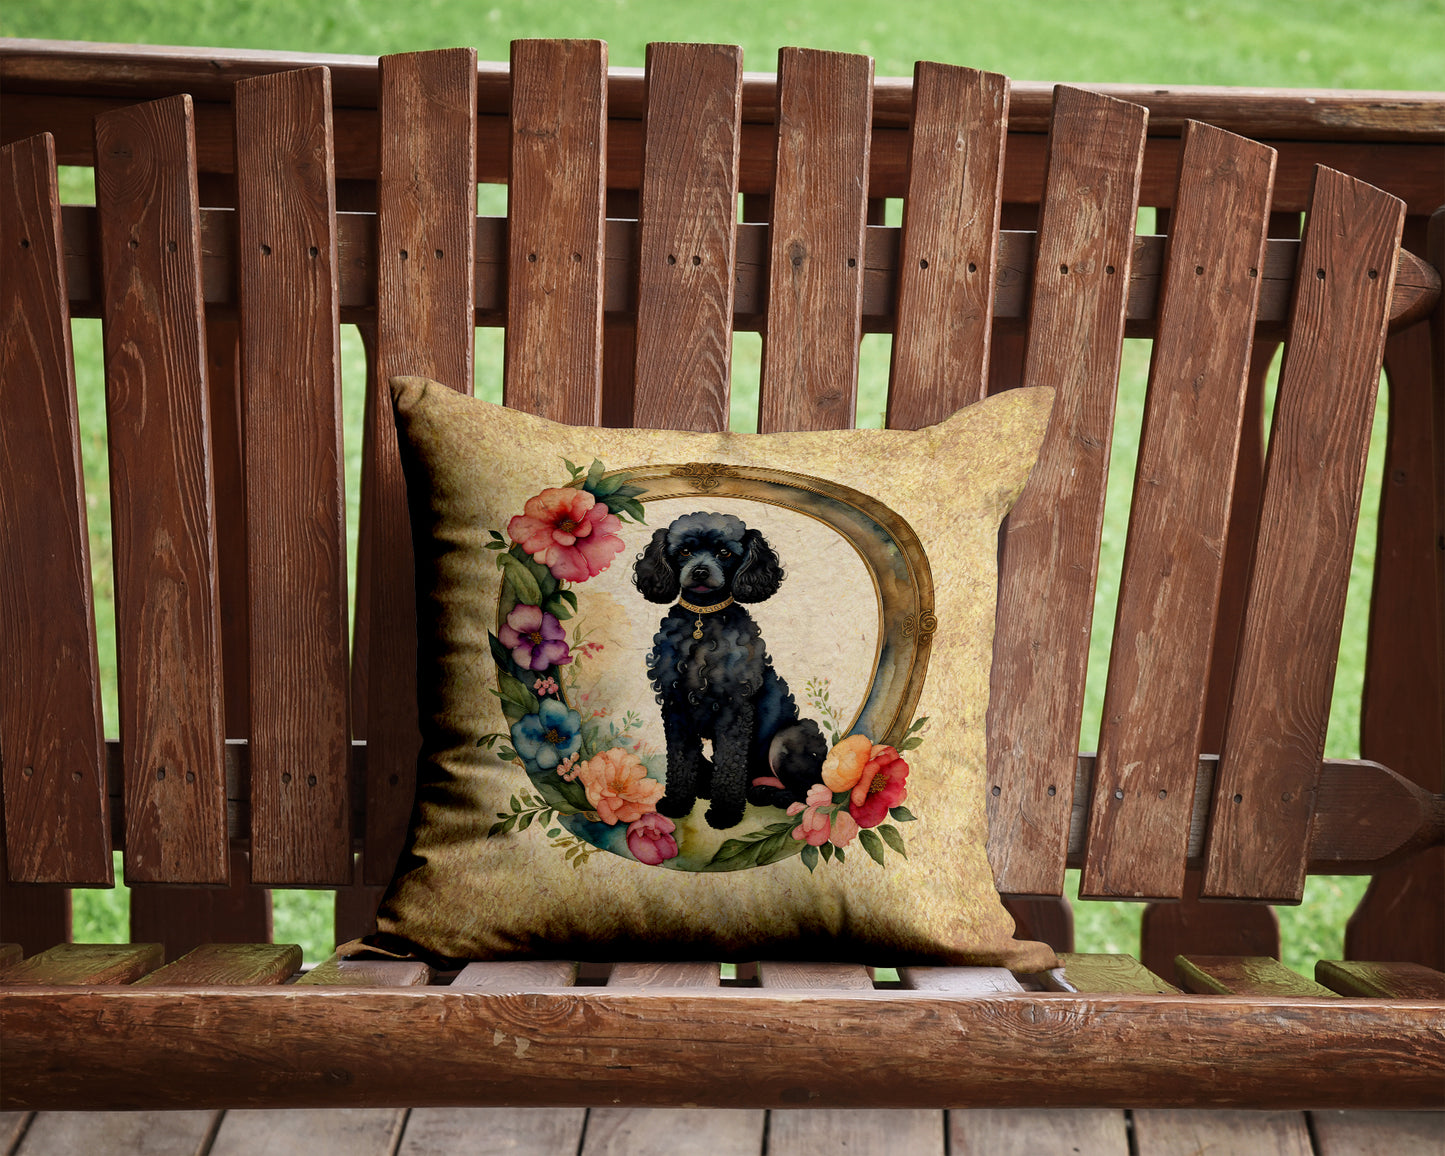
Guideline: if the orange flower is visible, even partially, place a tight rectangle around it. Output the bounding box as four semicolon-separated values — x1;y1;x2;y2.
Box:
820;733;873;792
575;747;664;826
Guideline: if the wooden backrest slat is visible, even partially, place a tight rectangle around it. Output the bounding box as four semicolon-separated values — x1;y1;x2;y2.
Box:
1081;122;1276;901
362;48;478;886
986;87;1148;897
886;63;1008;427
630;41;743;432
92;95;229;885
1203;165;1406;904
503;39;607;424
757;48;874;434
0;133;112;885
233;67;351;885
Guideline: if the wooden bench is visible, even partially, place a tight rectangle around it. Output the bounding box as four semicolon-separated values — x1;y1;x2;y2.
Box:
1;37;1443;1114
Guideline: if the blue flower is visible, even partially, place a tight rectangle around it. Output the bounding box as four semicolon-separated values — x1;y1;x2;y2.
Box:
511;698;583;771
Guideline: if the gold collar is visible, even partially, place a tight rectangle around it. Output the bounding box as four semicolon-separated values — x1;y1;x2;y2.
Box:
678;594;733;640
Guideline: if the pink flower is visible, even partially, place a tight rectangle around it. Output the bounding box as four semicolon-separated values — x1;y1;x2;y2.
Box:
575;747;665;825
533;676;559;696
829;810;859;848
499;604;571;671
626;812;679;866
788;783;838;847
849;746;909;829
508;487;624;583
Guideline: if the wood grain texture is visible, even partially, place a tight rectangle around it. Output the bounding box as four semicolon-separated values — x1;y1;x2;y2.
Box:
951;1109;1128;1156
1132;1110;1313;1156
1;1112;31;1154
1049;953;1181;994
1348;852;1445;972
608;962;720;988
769;1110;943;1156
1317;960;1445;999
898;967;1024;993
0;945;19;967
887;64;1009;427
1310;1110;1445;1156
13;1110;219;1156
757;961;873;990
451;960;579;988
986;87;1148;896
208;1109;404;1156
297;955;432;987
0;133;111;885
0;942;162;985
132;942;300;986
582;1109;764;1156
233;67;352;885
1083;123;1275;900
128;846;271;961
1140;869;1280;981
0;870;69;958
399;1108;587;1156
93;95;228;885
757;48;874;434
1176;955;1337;997
3;988;1443;1110
630;43;742;432
1204;167;1407;902
504;39;607;424
362;48;478;887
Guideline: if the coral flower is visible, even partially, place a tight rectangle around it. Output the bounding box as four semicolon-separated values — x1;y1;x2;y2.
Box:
849;745;909;829
576;747;665;826
788;783;836;847
508;487;624;583
499;604;571;671
510;698;583;772
626;812;679;865
829;809;860;848
820;733;873;792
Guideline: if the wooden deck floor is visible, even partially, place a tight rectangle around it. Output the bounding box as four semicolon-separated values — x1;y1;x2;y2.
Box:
3;1108;1442;1155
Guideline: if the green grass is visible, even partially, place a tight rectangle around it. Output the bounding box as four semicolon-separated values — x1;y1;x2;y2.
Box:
23;0;1434;969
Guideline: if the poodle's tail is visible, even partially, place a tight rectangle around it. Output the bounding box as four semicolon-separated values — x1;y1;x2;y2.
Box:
749;720;826;808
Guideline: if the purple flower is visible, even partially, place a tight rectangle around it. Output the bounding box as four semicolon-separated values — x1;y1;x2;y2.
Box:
499;604;571;671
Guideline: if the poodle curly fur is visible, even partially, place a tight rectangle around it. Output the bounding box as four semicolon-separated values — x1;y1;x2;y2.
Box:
633;511;826;830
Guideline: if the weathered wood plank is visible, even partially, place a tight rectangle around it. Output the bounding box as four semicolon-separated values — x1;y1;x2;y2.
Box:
1317;960;1445;999
128;846;272;962
0;875;69;959
1;1112;31;1154
757;961;873;990
986;87;1148;896
362;48;478;888
1139;869;1280;983
887;63;1009;427
950;1109;1128;1155
0;133;111;885
1204;167;1406;902
399;1108;587;1156
0;943;162;985
580;1108;763;1156
14;1110;219;1156
898;967;1024;993
132;942;300;987
3;988;1442;1110
1175;955;1337;997
297;955;432;987
93;94;229;886
233;67;352;886
504;39;606;424
631;42;742;433
1083;122;1275;901
608;962;720;988
208;1109;405;1156
757;48;873;434
1132;1110;1313;1156
1047;953;1181;994
1309;1110;1445;1156
769;1110;943;1156
451;960;580;989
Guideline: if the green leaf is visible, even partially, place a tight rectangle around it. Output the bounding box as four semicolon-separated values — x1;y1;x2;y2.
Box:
563;458;582;479
858;828;887;866
488;632;515;671
498;747;518;762
556;589;578;611
487;820;507;837
905;715;929;735
543;591;573;621
497;552;544;607
584;459;606;494
605;494;647;523
800;843;819;873
546;828;561;838
495;670;539;717
571;854;585;869
889;806;918;822
485;539;506;550
834;847;846;863
612;483;645;500
820;841;834;862
878;824;907;857
509;796;522;813
755;830;805;867
518;811;534;832
898;737;923;751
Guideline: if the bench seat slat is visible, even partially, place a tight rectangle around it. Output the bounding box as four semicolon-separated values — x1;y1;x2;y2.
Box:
361;48;478;887
1204;167;1407;903
0;133;111;886
886;63;1008;427
757;961;872;990
0;942;162;985
1045;953;1181;994
1083;122;1276;901
128;846;271;960
757;48;874;434
93;95;230;886
631;43;742;433
1176;954;1337;997
451;960;579;988
987;87;1148;897
297;954;433;987
234;67;352;886
1316;959;1445;999
131;941;300;986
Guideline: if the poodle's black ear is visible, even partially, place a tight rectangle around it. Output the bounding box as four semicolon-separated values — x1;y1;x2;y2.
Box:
633;527;680;603
732;528;783;603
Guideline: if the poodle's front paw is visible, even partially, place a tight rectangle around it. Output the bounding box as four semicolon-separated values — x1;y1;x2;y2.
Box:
657;792;695;819
703;798;745;830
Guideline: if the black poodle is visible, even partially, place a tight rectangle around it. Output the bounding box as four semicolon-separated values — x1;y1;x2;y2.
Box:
633;511;826;830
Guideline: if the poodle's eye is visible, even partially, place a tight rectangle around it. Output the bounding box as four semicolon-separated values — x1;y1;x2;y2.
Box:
719;549;730;559
679;549;691;557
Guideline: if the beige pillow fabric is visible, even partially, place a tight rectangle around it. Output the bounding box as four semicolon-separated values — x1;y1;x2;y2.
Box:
373;376;1057;971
